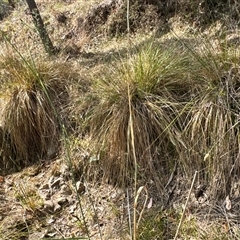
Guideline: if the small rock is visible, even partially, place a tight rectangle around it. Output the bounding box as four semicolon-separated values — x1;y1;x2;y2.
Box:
43;200;54;213
5;179;14;188
42;230;57;238
69;204;77;214
56;196;68;205
29;231;46;240
54;203;61;212
76;181;85;194
39;183;49;190
47;217;55;224
40;188;52;200
56;13;67;24
60;184;72;196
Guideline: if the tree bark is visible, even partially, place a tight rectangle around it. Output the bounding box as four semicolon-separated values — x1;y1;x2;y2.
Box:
25;0;56;55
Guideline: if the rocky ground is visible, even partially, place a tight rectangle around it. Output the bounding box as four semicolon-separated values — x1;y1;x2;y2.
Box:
0;158;129;239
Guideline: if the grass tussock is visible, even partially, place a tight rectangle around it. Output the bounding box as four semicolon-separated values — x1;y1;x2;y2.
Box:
89;42;193;187
0;53;69;174
182;39;240;199
86;37;240;201
1;0;240;239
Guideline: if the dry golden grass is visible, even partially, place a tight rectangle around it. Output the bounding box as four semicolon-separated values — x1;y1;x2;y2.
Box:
88;42;194;188
0;52;70;174
181;38;240;199
0;1;240;239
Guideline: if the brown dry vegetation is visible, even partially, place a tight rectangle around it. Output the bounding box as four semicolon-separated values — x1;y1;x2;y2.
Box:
0;0;240;239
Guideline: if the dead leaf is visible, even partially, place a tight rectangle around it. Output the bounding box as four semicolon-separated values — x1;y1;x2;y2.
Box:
147;197;153;209
225;195;231;211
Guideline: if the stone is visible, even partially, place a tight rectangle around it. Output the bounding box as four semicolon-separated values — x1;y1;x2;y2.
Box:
43;200;54;213
76;181;85;194
54;203;61;212
56;196;68;205
60;184;72;196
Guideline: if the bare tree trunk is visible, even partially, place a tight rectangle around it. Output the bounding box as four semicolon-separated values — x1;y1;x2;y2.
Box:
25;0;57;55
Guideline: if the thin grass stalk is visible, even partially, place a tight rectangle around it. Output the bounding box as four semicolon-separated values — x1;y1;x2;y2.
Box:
126;188;132;238
126;2;136;237
135;186;148;229
125;33;137;238
126;0;130;34
127;83;138;240
174;171;198;240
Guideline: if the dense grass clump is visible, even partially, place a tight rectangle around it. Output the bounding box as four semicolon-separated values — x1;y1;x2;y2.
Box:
0;53;69;174
182;39;240;199
86;37;240;201
89;43;193;188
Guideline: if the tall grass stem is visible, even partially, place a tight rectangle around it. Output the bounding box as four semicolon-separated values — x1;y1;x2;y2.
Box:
174;171;198;240
127;83;138;240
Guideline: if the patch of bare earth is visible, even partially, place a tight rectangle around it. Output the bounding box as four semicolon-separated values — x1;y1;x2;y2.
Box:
0;159;129;239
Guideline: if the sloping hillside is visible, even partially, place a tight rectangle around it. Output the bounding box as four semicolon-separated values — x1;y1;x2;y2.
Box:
0;0;240;239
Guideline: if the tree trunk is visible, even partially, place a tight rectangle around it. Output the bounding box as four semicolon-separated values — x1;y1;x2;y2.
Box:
25;0;56;55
